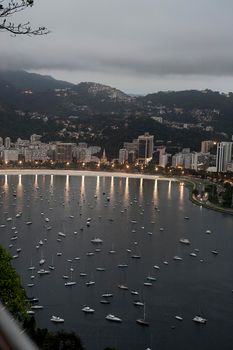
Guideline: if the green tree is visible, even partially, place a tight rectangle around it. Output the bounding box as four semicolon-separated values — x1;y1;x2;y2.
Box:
0;0;49;35
0;245;28;321
221;182;233;208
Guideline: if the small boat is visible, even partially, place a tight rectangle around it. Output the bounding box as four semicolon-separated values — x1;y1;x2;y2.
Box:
27;283;34;287
86;252;94;256
86;281;95;286
118;284;128;290
106;314;122;322
82;306;95;313
117;264;128;268
131;290;139;295
91;237;103;244
133;301;144;307
211;250;219;255
65;281;76;286
31;305;43;310
27;310;35;315
179;238;190;245
159;227;164;231
39;258;45;265
175;315;183;321
50;316;64;323
26;221;32;225
153;265;160;270
102;293;113;298
37;269;50;275
190;252;197;257
100;300;111;304
80;272;87;277
45;218;50;222
144;282;153;287
205;230;212;234
136;304;149;326
57;252;62;256
131;255;141;259
96;267;106;271
10;236;18;241
184;216;189;220
193;315;207;324
173;256;183;261
146;276;156;281
58;232;66;237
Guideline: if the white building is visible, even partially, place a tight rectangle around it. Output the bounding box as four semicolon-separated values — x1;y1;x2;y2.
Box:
201;140;215;153
3;149;19;162
4;137;11;149
216;142;232;172
138;133;154;164
119;148;128;164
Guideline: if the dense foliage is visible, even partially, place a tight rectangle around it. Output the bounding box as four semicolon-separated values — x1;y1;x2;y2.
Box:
0;245;27;320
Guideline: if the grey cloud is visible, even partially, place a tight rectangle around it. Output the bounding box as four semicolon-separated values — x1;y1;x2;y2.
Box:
1;0;233;92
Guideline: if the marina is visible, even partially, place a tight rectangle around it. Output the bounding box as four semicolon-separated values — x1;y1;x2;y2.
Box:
0;173;232;350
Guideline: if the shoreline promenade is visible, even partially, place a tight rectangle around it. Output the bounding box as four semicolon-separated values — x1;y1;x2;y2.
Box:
0;169;177;181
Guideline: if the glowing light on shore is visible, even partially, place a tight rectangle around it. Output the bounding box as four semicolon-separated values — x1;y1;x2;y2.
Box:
81;175;85;196
110;176;114;196
139;177;143;199
154;179;158;200
50;174;54;187
168;180;171;199
4;174;8;189
124;176;129;203
34;174;38;188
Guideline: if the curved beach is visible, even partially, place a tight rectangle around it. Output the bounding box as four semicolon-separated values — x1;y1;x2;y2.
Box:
0;169;177;181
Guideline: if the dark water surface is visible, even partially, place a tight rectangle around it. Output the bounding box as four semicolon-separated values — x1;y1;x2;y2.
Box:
0;174;232;350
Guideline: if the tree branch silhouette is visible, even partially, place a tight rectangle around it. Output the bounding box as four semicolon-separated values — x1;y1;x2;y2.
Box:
0;0;49;35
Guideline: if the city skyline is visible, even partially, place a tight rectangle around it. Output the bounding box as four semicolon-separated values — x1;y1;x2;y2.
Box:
1;134;232;173
1;1;233;94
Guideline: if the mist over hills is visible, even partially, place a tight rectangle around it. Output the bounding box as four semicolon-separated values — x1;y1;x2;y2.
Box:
0;70;232;156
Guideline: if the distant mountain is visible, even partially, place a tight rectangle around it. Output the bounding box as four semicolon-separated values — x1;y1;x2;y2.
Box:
75;82;133;103
0;70;232;152
0;70;74;92
0;71;135;115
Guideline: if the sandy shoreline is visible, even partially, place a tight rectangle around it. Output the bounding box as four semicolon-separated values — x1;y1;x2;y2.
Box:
0;169;177;181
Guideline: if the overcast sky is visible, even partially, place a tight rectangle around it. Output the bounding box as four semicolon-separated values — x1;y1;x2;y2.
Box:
1;0;233;94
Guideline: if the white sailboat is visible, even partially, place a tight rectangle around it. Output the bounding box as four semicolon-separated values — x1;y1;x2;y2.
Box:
106;314;122;322
64;270;76;286
136;303;149;326
50;315;64;323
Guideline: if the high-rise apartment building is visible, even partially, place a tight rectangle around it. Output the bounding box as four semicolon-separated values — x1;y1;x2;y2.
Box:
216;142;232;172
119;148;128;164
4;137;11;149
137;133;154;164
55;143;73;162
201;140;215;153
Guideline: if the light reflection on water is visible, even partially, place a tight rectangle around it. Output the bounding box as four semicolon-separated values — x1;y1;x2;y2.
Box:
0;175;232;350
